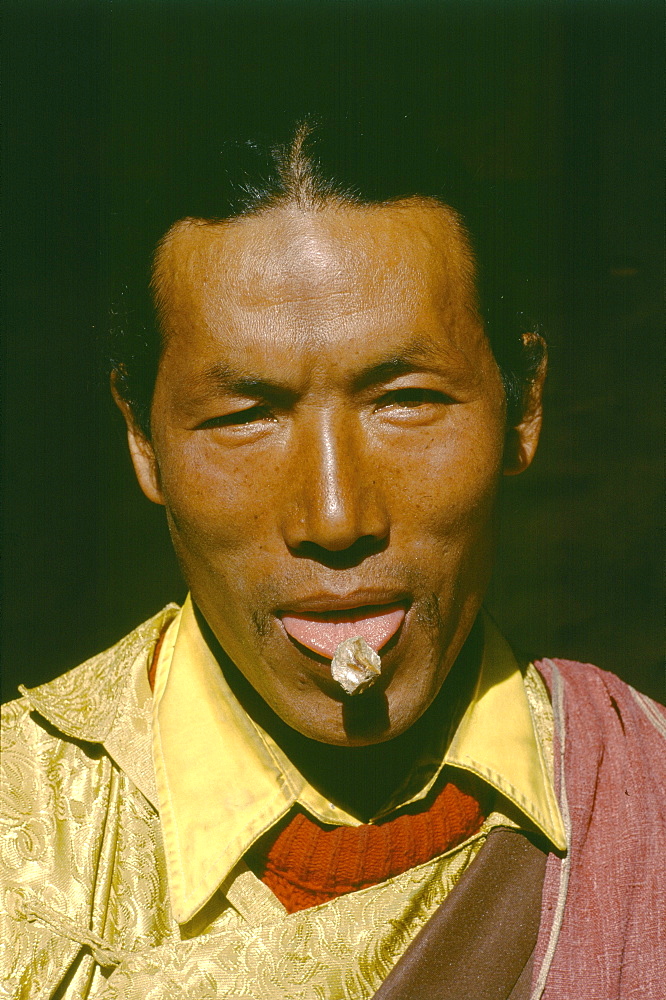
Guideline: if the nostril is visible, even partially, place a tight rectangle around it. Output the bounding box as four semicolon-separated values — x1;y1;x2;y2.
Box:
290;534;389;569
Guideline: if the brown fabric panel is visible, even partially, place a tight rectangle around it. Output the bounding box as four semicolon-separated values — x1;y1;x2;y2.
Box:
372;827;548;1000
507;945;538;1000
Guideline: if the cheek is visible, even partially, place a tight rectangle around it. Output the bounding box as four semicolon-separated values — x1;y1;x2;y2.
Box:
156;436;279;556
379;415;505;539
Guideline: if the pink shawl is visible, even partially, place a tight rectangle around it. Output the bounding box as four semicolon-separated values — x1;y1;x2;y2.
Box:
532;659;666;998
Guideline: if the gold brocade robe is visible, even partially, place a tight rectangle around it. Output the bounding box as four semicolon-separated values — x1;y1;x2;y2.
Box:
1;608;560;1000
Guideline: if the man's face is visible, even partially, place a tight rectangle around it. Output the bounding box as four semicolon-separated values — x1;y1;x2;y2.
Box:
123;200;535;746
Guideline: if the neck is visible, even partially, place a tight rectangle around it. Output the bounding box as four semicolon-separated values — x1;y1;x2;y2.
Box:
197;610;482;821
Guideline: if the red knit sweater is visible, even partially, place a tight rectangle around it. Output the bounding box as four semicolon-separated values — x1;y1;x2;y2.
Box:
247;775;488;913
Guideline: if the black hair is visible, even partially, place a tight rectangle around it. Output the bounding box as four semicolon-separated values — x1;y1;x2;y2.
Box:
110;118;545;437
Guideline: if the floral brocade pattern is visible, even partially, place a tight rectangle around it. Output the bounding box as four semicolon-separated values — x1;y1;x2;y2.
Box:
1;702;176;998
0;610;179;1000
17;610;177;745
1;610;553;999
95;829;492;1000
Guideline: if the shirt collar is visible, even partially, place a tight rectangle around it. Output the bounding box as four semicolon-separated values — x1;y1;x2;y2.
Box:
445;617;565;852
17;604;178;755
153;595;565;924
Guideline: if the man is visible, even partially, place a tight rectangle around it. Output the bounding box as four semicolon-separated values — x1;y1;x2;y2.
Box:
2;128;664;999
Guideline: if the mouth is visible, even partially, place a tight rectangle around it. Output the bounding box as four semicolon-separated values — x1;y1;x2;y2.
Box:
278;597;408;659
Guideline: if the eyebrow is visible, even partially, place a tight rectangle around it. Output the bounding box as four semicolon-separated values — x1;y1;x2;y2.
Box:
185;363;299;406
349;338;475;393
184;337;474;402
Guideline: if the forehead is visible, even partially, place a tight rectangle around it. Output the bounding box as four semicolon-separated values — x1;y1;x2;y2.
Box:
153;199;479;340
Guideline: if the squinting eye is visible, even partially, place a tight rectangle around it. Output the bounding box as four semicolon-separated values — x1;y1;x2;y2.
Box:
377;388;453;409
197;405;274;429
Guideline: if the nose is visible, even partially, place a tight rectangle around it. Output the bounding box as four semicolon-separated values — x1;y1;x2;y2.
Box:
282;409;390;558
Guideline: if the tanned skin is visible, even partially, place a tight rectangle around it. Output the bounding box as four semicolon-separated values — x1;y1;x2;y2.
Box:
114;198;545;818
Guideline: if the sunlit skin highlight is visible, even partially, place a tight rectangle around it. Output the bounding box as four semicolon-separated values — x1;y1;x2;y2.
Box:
115;199;544;754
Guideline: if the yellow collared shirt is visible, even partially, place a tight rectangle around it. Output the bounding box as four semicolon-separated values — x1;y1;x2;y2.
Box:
153;595;565;924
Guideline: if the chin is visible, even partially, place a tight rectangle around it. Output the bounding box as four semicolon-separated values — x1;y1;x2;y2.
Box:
285;680;431;747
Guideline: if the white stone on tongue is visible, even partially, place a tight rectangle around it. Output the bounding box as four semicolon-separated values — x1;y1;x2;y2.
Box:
280;606;405;658
330;636;382;695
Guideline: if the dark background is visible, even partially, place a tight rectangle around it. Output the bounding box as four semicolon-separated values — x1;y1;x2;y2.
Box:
2;1;663;702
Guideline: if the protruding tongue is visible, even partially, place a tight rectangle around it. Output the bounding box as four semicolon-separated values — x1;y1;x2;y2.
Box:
281;605;405;658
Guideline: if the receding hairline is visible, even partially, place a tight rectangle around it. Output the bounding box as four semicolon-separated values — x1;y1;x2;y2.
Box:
150;195;478;329
155;194;471;258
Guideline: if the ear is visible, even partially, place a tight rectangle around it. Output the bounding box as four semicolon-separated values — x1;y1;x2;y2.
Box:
110;372;165;505
503;333;547;476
